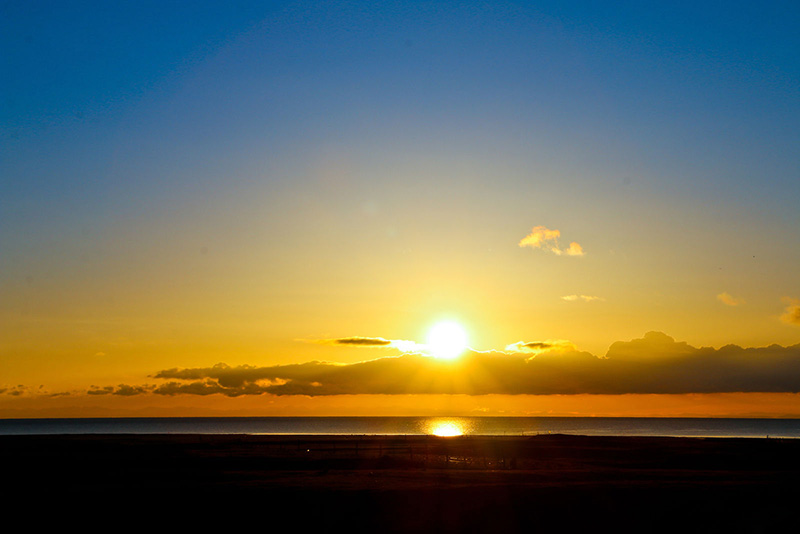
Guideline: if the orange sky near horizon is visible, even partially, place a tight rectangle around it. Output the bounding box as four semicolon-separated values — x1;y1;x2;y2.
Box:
5;390;800;420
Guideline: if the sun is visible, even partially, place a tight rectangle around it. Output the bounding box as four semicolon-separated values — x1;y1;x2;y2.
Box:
426;321;468;360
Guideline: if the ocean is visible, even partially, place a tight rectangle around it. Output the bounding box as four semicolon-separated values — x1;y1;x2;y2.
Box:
1;416;799;437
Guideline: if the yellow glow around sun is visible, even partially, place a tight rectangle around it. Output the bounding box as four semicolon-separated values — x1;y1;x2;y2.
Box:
426;321;468;360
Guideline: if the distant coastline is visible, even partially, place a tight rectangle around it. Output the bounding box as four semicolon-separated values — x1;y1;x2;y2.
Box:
3;415;800;438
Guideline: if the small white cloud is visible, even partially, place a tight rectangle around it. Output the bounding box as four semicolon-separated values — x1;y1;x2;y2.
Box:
563;242;585;256
781;297;800;326
717;292;744;306
562;294;603;302
519;226;585;257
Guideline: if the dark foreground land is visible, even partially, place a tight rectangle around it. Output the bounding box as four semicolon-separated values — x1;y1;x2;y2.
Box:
4;433;799;532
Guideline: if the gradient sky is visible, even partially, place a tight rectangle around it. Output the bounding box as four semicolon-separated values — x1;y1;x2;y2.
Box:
2;1;799;417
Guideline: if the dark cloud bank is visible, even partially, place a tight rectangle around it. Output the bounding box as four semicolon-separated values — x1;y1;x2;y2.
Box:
86;332;800;398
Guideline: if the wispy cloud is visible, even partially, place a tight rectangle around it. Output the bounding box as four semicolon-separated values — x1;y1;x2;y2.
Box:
561;294;603;302
519;226;585;256
311;336;392;347
305;336;420;352
781;297;800;326
717;292;744;306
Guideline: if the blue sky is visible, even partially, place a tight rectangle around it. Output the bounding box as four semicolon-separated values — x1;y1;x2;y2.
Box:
3;1;797;219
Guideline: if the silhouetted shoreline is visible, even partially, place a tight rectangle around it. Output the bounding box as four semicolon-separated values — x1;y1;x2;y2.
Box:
6;434;797;532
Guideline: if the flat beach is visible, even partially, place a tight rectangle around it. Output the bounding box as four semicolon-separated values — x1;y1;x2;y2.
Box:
5;433;797;532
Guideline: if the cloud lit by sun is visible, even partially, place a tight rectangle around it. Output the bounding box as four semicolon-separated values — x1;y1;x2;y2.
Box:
519;225;585;256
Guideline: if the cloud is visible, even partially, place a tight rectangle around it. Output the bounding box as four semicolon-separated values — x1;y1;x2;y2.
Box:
717;292;744;306
0;385;31;397
519;226;585;256
114;384;151;396
563;242;584;256
313;337;392;346
562;294;603;302
139;332;800;397
307;336;420;352
88;384;153;396
87;386;115;396
781;297;800;326
153;379;277;397
504;340;577;355
152;362;294;390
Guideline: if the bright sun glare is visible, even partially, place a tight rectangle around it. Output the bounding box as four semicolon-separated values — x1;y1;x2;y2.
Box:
425;418;470;436
426;321;468;360
429;422;464;437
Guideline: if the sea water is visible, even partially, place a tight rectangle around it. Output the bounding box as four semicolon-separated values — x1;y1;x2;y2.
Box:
1;416;800;437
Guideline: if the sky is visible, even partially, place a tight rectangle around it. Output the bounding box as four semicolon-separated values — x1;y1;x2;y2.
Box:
2;0;799;418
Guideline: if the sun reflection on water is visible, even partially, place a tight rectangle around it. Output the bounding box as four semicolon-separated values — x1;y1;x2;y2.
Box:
425;418;471;437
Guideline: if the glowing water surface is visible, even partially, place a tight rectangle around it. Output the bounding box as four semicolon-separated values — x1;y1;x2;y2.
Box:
424;418;472;436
